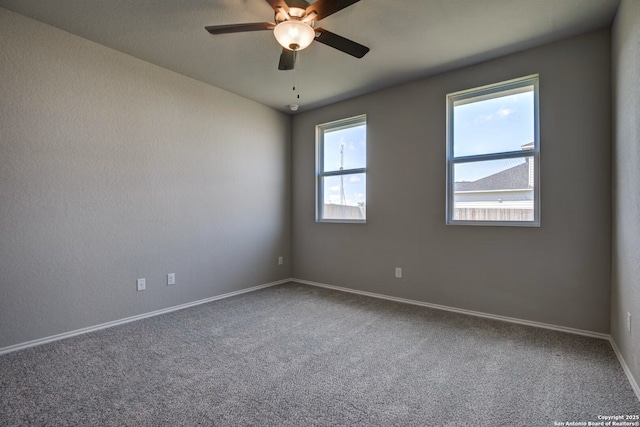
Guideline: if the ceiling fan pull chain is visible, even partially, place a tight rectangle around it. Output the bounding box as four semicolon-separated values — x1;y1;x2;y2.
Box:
293;50;300;99
293;50;297;92
293;50;300;100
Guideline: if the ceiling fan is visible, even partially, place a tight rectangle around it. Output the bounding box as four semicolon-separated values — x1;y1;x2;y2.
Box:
205;0;370;71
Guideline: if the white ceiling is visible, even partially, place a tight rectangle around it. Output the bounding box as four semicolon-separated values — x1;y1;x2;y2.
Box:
0;0;620;113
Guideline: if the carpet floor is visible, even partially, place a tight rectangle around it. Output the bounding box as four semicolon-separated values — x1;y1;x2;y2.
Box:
1;282;639;426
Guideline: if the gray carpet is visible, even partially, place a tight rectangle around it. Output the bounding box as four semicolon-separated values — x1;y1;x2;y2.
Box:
1;282;638;426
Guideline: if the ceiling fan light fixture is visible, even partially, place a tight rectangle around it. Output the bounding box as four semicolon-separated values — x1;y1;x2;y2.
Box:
273;20;315;51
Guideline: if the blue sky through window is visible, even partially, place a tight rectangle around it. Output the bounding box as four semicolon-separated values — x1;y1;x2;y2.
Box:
323;124;366;206
324;125;366;171
454;89;534;182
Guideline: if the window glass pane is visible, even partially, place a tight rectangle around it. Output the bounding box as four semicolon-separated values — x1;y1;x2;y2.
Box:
453;87;534;157
453;157;534;222
323;124;366;172
321;173;366;220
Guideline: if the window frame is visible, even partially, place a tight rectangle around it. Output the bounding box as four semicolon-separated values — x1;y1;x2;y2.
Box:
316;114;367;224
446;75;540;227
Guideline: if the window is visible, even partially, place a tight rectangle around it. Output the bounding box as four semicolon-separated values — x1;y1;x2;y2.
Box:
316;115;367;223
446;75;540;226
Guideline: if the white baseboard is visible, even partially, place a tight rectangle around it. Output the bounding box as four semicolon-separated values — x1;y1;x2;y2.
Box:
609;338;640;402
293;278;609;339
0;278;289;356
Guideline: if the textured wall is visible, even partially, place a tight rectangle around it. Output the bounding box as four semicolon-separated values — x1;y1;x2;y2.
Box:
612;0;640;391
0;8;291;348
292;30;612;333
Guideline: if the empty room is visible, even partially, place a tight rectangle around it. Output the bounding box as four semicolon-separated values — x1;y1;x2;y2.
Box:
1;0;639;425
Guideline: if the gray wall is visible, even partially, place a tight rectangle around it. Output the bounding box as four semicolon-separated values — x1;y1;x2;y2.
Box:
292;30;612;333
0;8;291;348
612;0;640;390
0;5;620;351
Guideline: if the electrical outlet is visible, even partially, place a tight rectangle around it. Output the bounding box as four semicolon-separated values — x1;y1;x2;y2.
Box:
627;312;632;334
167;273;175;286
395;267;402;279
278;256;284;266
136;278;146;292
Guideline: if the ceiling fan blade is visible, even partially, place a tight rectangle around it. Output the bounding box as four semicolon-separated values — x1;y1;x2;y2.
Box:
306;0;360;21
205;22;274;34
278;49;296;70
314;28;369;58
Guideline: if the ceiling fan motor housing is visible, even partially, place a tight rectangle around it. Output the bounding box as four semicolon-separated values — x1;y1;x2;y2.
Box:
287;0;313;12
274;4;313;24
